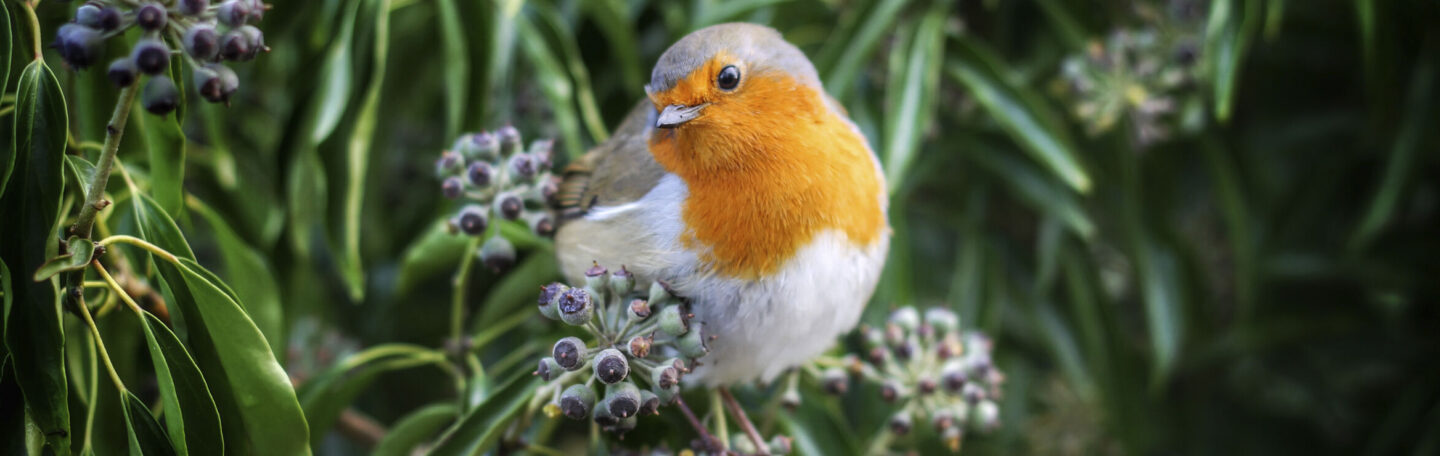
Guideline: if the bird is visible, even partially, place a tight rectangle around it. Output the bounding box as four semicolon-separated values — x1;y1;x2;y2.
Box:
554;22;890;388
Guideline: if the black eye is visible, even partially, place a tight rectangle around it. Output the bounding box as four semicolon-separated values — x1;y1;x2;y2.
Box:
716;65;740;90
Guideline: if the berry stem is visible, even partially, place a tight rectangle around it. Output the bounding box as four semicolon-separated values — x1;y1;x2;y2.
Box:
449;235;482;344
720;387;769;455
71;84;140;240
20;1;41;59
77;263;128;394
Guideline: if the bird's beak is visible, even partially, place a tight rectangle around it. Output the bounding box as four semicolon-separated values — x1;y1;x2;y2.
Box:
656;103;708;129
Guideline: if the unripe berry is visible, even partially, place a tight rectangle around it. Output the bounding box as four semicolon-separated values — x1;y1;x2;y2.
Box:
440;177;464;199
479;235;516;271
556;287;594;326
131;39;171;75
533;178;559;206
559;384;595;420
55;24;105;69
493;193;522;221
677;323;709;358
238;25;267;58
647;280;673;305
142;77;180;115
732;434;758;454
464;161;492;188
606;416;637;434
535;357;562;381
961;382;984;404
626;299;650;321
625;335;651;359
496;125;521;154
592;397;617;426
220;30;250;61
650;364;679;390
925;307;959;334
889;411;913;436
653;382;680;404
609;266;635;295
880;380;905;403
551;336;586;371
184;25;220;61
529;139;554;169
507;154;535;181
107;58;137;87
593;349;628;384
976;400;999;431
453;205;486;235
604;382;641;419
217;1;251;26
526;213;554;238
434;150;464;177
536;283;568;320
135;3;167;31
638;390;660;416
657;305;688;337
456;132;498;161
942;366;968;393
195;66;224;102
179;0;210;16
245;0;267;23
769;436;794;455
583;263;608;292
821;368;848;395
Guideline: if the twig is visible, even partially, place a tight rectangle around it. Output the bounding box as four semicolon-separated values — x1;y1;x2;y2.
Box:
71;85;139;240
98;235;179;265
675;396;724;453
720;387;769;455
77;264;127;393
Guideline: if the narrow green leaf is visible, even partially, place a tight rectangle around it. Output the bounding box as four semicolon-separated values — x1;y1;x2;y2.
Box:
531;5;610;143
32;236;95;281
133;194;311;455
435;0;469;138
298;345;447;449
1;356;31;456
820;0;907;96
135;310;223;456
947;40;1093;193
472;251;558;333
0;3;12;197
882;8;947;194
580;0;644;99
515;11;585;158
395;220;470;295
1351;57;1435;250
186;197;284;359
1034;0;1089;50
1135;237;1184;388
134;99;186;216
335;0;393;301
285;150;328;260
429;374;541;456
64;155;97;201
121;390;176;456
308;0;362;144
968;140;1095;239
1205;0;1258;122
0;60;70;456
372;403;458;456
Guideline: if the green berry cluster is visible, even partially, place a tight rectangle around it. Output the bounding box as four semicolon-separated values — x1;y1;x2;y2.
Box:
435;127;558;271
55;0;269;115
533;263;709;435
1052;2;1205;147
810;307;1004;453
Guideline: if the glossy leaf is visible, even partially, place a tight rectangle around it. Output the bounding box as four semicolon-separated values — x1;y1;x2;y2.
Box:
515;11;584;158
135;83;187;215
429;374;540;456
187;197;284;359
947;39;1092;193
371;403;458;456
132;194;311;455
63;155;97;201
435;0;469;138
336;0;392;301
298;345;447;449
121;390;176;456
0;3;11;197
0;60;70;456
134;310;224;456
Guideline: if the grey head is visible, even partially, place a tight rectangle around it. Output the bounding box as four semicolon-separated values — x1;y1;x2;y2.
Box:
644;23;821;96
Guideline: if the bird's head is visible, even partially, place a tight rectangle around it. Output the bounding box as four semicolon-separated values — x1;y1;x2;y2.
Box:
644;23;835;173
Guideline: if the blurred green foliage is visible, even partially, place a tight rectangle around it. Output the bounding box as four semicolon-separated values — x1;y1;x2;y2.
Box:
3;0;1440;454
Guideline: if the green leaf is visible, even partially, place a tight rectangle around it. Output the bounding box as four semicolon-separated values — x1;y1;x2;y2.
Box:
132;194;311;455
186;197;284;360
335;0;393;301
1205;0;1259;122
121;390;176;456
968;139;1095;239
515;11;585;158
134;82;187;215
298;344;447;449
309;0;362;145
435;0;469;138
1351;57;1435;250
881;8;947;194
472;250;558;333
692;0;791;29
0;2;12;197
1;355;32;456
0;60;70;456
947;39;1092;193
64;155;97;201
819;0;907;97
580;0;644;99
429;374;540;456
134;310;224;456
395;220;470;295
372;403;458;456
530;5;610;143
32;236;95;281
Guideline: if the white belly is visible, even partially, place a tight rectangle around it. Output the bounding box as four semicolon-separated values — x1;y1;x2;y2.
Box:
557;174;889;385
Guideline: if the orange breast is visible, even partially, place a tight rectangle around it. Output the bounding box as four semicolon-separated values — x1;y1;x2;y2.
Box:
648;73;887;279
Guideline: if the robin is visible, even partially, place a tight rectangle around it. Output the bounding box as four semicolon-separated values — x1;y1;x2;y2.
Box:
555;23;890;389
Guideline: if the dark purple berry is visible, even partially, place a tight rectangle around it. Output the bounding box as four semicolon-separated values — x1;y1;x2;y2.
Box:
441;177;464;199
217;1;250;26
455;205;486;235
74;4;102;28
184;25;219;60
220;31;250;61
465;162;492;187
135;3;167;31
55;24;104;69
131;39;171;75
179;0;210;16
142;77;180;115
107;59;137;87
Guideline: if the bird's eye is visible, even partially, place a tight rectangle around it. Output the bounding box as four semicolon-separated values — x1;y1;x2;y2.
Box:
716;65;740;90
